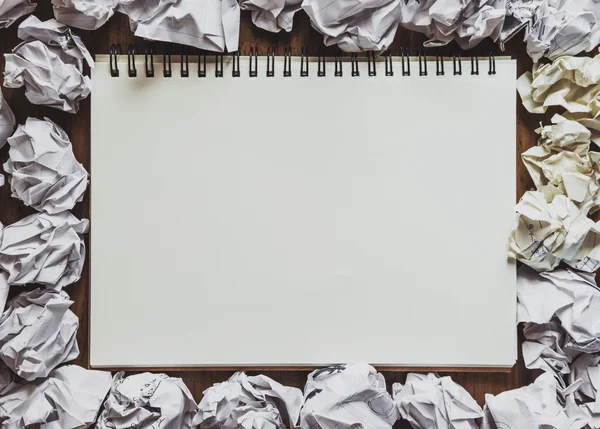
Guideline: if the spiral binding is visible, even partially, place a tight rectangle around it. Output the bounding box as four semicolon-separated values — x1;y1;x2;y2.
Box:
418;50;427;76
401;48;410;76
488;52;496;75
351;53;359;77
267;47;275;77
367;52;376;77
301;47;308;77
163;47;171;78
181;47;189;78
118;46;499;79
335;52;343;77
453;54;462;76
435;55;444;76
318;49;326;77
145;46;154;77
232;51;240;77
384;51;393;76
471;56;479;75
128;45;138;77
198;54;206;78
249;47;258;77
284;47;292;77
110;44;121;77
215;54;223;78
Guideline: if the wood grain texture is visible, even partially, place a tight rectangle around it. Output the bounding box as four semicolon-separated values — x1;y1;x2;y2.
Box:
0;2;542;425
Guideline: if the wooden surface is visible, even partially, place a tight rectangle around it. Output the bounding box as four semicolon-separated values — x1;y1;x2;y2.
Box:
0;2;541;426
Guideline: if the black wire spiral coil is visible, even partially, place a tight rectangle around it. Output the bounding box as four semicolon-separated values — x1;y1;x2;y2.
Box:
110;44;499;79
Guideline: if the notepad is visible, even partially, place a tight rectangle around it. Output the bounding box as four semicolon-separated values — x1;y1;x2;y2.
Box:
90;54;517;368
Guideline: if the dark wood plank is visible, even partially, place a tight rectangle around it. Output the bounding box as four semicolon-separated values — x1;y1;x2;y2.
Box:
0;2;541;416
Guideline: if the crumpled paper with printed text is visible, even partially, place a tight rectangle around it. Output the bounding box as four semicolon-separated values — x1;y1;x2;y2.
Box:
509;191;600;272
502;0;600;62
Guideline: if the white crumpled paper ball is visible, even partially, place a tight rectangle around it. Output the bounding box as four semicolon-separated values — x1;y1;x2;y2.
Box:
5;117;89;214
393;373;482;429
302;0;402;52
0;90;15;150
239;0;302;33
399;0;506;49
0;364;112;428
195;371;303;429
3;16;92;113
0;287;79;381
0;211;88;287
300;363;398;429
97;372;198;429
0;0;36;28
52;0;120;30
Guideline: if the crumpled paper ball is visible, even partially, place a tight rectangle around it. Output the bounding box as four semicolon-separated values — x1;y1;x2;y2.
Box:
194;371;303;429
0;364;112;429
522;321;574;375
240;0;302;32
500;0;600;62
0;211;88;287
518;266;600;354
525;0;600;62
123;0;240;52
0;360;19;396
3;16;92;113
116;0;176;31
17;14;94;66
568;356;600;428
482;372;589;429
0;90;15;149
392;373;482;429
399;0;506;49
537;115;593;151
508;190;600;272
4;117;88;214
302;0;402;52
517;56;600;144
97;372;198;429
0;288;79;381
300;363;398;429
570;354;600;402
0;271;9;316
52;0;119;30
522;117;600;215
0;0;36;28
517;54;600;118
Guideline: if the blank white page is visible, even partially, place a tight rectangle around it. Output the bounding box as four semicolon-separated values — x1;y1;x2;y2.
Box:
91;56;517;368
